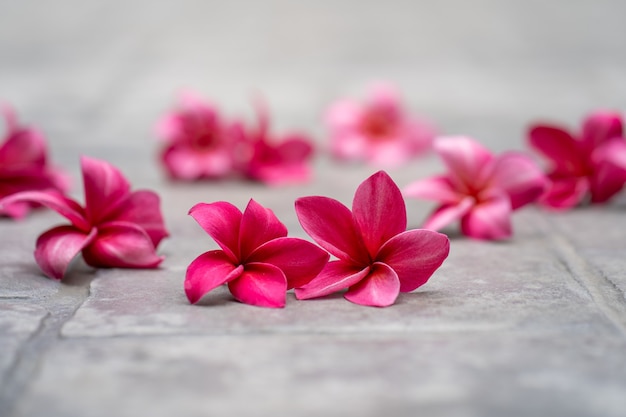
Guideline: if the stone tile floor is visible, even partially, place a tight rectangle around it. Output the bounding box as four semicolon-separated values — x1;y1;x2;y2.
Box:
1;1;626;416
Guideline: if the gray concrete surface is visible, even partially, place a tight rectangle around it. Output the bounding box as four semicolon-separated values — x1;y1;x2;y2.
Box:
1;1;626;416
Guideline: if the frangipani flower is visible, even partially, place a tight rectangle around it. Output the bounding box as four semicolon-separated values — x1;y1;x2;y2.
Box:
528;111;626;209
185;199;329;308
0;104;68;219
0;156;168;279
156;93;235;180
404;136;547;240
326;84;435;166
295;171;449;307
234;102;314;185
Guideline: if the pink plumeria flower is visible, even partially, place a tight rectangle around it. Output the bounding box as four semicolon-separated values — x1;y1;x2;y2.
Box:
528;111;626;209
156;93;235;180
0;156;168;280
185;199;329;308
404;136;547;240
233;102;314;185
0;104;69;219
295;171;450;307
326;84;435;166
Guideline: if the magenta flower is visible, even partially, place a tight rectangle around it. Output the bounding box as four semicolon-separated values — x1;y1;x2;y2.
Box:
0;104;68;219
185;199;329;308
156;93;235;180
233;103;314;185
294;171;449;307
326;84;435;166
0;156;168;280
404;136;547;240
528;111;626;209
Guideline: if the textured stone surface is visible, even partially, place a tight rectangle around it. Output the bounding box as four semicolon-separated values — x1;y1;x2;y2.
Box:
1;0;626;416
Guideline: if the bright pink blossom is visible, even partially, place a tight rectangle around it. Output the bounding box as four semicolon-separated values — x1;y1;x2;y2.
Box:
0;156;168;279
404;136;547;240
156;93;235;180
233;103;314;185
528;111;626;209
295;171;449;307
185;199;329;308
0;104;68;218
326;84;435;166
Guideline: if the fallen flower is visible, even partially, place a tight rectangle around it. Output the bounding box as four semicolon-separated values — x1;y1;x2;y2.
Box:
528;111;626;209
0;156;168;279
0;104;68;219
295;171;449;307
404;136;546;240
325;83;435;166
185;199;329;308
156;93;235;180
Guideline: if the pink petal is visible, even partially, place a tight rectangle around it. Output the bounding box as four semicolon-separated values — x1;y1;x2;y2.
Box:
352;171;407;258
82;221;163;269
184;250;243;304
228;262;287;308
0;200;30;219
0;190;89;230
593;138;626;173
540;176;589;210
344;262;400;307
108;190;169;247
325;100;362;131
295;196;370;265
460;193;512;240
238;199;288;259
34;226;97;280
589;160;626;204
422;197;474;231
582;111;623;150
247;237;330;289
0;128;46;168
188;201;242;261
434;136;495;192
294;261;370;300
404;175;460;204
491;152;548;209
376;229;450;292
528;125;583;173
162;146;233;180
81;156;131;224
275;135;314;162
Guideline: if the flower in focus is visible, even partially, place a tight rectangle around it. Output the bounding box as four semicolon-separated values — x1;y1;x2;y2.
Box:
404;136;547;240
185;199;329;308
233;102;314;185
0;104;69;219
325;84;435;166
295;171;449;307
156;93;235;180
0;156;168;279
528;111;626;209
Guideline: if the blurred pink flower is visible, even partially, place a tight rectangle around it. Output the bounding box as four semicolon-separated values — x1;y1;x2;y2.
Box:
326;84;435;166
528;111;626;209
0;156;168;279
156;93;235;180
0;104;68;219
185;199;329;308
404;136;547;240
295;171;449;307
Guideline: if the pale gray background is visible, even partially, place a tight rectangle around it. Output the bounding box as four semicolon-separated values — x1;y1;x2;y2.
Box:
1;1;626;416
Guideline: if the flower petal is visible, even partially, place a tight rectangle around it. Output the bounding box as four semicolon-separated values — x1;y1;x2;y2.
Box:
403;175;460;204
108;190;169;247
0;128;46;168
491;152;547;209
460;193;512;240
434;136;495;191
352;171;407;258
184;250;243;304
81;156;131;224
589;160;626;204
239;199;288;259
295;196;370;265
82;221;163;269
34;226;97;280
344;262;400;307
528;125;583;173
188;201;242;261
162;146;233;180
228;262;287;308
247;237;330;289
422;197;474;231
0;190;89;230
295;261;369;300
582;111;623;150
540;176;589;210
376;229;450;293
